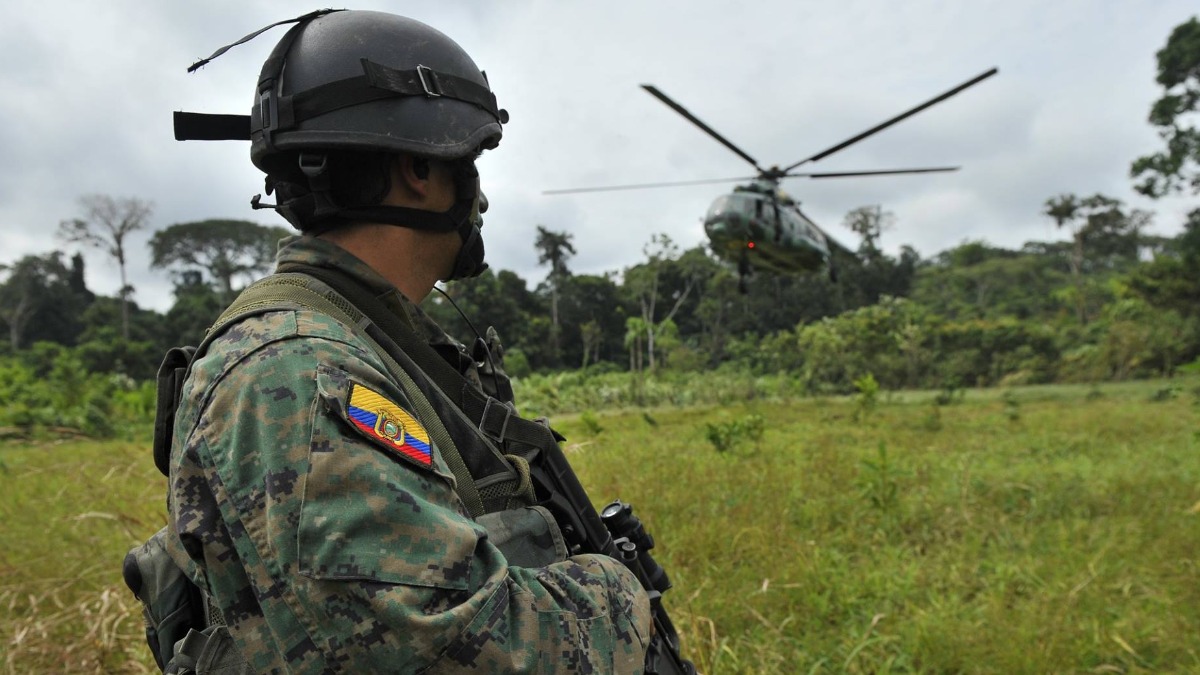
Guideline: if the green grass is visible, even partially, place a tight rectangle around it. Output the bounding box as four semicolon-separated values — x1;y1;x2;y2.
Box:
3;379;1199;673
556;379;1200;673
0;436;162;674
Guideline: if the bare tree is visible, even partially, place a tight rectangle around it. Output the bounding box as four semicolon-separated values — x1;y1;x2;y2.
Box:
58;195;153;340
624;235;708;370
842;204;896;261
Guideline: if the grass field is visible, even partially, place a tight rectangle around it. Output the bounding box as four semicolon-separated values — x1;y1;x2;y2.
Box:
2;378;1198;673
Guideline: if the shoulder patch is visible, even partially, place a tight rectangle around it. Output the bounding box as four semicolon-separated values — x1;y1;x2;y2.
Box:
345;383;433;468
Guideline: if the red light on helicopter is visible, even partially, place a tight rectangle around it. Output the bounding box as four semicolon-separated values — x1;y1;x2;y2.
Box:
747;241;755;249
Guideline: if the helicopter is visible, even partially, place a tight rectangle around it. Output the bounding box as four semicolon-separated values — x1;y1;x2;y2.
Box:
545;67;998;290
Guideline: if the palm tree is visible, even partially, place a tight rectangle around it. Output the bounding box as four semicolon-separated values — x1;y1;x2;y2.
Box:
534;226;576;365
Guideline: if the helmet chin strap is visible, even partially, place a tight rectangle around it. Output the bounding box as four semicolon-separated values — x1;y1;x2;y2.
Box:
268;155;489;280
443;160;488;281
448;219;487;280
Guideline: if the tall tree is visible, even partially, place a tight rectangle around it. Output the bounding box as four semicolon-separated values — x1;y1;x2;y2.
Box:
623;236;709;371
1127;208;1200;317
67;253;94;303
1045;194;1090;325
431;269;539;344
1044;193;1084;284
912;242;1068;321
58;194;153;340
0;255;57;350
1131;17;1200;197
1078;198;1152;270
534;226;576;365
1044;193;1151;324
842;204;895;262
694;268;740;364
557;273;628;368
164;271;225;347
150;219;290;305
579;320;602;369
0;252;91;349
837;205;918;307
624;316;647;372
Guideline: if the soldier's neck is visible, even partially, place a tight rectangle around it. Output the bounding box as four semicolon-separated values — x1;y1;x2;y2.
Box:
318;225;447;303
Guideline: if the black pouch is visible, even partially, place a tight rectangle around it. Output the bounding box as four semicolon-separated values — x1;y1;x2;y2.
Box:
122;527;208;671
153;346;197;477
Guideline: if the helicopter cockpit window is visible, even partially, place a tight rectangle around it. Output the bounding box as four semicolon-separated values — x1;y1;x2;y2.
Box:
706;194;754;219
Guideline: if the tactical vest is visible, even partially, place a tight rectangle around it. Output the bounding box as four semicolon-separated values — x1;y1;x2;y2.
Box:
124;266;569;673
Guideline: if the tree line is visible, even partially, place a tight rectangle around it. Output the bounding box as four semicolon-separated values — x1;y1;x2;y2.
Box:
0;16;1197;393
0;197;291;380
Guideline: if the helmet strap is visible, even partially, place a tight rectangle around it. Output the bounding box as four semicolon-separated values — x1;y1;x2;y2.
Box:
274;155;489;279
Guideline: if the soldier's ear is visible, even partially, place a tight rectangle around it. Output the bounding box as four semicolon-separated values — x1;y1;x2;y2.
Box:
412;158;430;180
394;155;432;199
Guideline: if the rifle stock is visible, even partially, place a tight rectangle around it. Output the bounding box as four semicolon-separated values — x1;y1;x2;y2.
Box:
529;439;696;675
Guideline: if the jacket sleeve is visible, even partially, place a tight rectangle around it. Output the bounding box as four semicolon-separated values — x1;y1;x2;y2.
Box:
169;321;651;674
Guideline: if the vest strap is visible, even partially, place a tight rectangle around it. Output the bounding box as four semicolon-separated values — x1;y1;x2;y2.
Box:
206;274;488;517
276;261;562;452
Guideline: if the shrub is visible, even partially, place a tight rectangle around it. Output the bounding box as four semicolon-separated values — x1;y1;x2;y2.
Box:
704;414;765;453
0;345;152;437
853;373;880;420
579;410;604;436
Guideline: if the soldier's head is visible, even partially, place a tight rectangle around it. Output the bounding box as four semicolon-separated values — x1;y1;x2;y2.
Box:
248;10;507;280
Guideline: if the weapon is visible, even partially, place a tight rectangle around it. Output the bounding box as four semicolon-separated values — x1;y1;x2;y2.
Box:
529;438;696;675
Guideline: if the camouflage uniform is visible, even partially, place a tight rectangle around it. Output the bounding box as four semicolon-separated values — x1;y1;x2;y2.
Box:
166;235;651;673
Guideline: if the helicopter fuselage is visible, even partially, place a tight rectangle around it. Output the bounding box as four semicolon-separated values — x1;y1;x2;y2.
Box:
546;68;997;287
704;182;829;275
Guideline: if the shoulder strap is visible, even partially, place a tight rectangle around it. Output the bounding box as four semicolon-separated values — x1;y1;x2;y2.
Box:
213;274;488;517
275;262;563;452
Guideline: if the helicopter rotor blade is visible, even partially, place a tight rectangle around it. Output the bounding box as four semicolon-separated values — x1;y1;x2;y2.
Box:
543;166;959;195
781;67;998;174
641;84;763;171
543;175;761;195
784;166;960;179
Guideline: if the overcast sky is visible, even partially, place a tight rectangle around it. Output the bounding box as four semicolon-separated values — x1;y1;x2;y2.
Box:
2;1;1196;312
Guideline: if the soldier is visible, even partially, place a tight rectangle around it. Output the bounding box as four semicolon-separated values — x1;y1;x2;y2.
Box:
158;9;652;673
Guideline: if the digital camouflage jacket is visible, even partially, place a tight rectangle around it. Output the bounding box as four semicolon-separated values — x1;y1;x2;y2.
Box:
166;236;651;673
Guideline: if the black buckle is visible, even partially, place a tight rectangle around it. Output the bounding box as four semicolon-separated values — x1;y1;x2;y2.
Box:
298;152;328;179
479;397;512;442
416;65;442;98
257;82;280;144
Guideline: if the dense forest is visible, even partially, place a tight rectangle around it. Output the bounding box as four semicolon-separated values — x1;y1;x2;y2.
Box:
1;17;1198;434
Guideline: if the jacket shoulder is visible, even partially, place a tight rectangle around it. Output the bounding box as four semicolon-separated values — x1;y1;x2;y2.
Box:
176;308;381;439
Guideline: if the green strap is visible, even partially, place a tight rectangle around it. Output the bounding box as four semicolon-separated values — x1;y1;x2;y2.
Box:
274;262;562;452
210;274;487;518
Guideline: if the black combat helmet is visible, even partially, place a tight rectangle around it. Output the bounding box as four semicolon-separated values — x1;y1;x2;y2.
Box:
248;10;507;178
176;9;507;278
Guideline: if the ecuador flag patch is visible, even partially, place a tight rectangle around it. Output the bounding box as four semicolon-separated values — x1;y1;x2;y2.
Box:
345;384;433;468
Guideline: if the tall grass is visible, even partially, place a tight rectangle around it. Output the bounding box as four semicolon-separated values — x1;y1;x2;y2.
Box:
557;379;1200;673
513;368;806;417
0;438;160;673
3;379;1198;673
